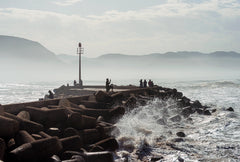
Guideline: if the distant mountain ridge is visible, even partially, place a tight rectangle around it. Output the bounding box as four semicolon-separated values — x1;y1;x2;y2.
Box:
0;35;60;63
97;51;240;59
1;35;240;81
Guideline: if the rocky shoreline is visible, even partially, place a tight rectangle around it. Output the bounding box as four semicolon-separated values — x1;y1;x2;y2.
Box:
0;86;228;162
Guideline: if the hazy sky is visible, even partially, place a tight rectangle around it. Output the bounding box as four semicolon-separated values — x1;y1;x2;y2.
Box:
0;0;240;57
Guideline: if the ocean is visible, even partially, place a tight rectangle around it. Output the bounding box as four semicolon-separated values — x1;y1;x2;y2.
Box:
0;79;239;161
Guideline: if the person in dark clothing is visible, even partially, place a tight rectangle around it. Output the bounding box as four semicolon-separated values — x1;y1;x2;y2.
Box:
140;79;143;88
48;90;54;99
143;79;147;88
106;78;111;92
148;79;154;87
74;80;77;86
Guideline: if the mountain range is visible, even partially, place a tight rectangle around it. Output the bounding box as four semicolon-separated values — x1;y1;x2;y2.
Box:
1;35;240;82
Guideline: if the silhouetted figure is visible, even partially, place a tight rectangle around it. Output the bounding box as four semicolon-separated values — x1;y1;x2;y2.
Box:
148;79;154;87
106;78;111;92
140;79;143;88
74;80;77;86
48;90;54;99
151;80;154;87
143;79;147;88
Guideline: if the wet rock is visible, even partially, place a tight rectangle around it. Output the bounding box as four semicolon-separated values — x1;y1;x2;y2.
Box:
176;132;186;137
118;137;135;153
169;115;181;122
157;118;167;125
172;138;184;142
204;110;211;115
150;155;164;161
191;100;202;108
211;109;217;113
166;143;190;152
136;139;152;160
226;107;234;112
181;96;191;107
196;108;204;114
178;156;184;162
181;106;193;118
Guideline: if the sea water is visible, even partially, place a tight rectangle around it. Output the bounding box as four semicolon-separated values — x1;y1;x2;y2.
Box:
115;79;240;161
0;79;239;161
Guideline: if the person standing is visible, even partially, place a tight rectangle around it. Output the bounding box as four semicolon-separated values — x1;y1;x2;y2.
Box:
140;79;143;88
48;90;54;99
106;78;111;92
143;79;147;88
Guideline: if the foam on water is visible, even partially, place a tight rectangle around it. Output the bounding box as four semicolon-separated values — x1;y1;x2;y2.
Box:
114;80;240;161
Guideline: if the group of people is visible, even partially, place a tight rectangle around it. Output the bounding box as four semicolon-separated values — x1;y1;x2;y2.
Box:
139;79;154;88
106;78;113;92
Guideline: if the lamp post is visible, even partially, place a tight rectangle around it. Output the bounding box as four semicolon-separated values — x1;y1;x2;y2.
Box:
77;42;83;87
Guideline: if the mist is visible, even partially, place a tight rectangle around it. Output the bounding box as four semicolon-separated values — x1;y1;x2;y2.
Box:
1;36;239;84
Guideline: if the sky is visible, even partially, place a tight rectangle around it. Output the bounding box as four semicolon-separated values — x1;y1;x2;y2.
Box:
0;0;240;57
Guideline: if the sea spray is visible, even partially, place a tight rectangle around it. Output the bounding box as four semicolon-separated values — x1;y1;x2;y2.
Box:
114;98;187;161
114;97;240;161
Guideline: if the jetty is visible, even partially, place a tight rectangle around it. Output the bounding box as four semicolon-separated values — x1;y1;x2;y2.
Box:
0;85;216;162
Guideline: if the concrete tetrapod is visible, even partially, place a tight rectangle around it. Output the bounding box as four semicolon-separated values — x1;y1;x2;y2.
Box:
64;127;108;145
0;138;5;160
67;112;97;130
4;112;43;134
0;115;19;138
24;106;68;127
69;106;125;122
62;151;114;162
9;136;63;161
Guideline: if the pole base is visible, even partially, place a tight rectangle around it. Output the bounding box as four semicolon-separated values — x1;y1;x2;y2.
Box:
79;80;83;88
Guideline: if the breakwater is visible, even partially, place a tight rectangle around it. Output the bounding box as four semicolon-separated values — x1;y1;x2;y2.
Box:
0;86;231;161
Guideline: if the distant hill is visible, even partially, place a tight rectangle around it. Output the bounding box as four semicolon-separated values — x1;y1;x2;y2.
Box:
58;51;240;68
0;35;61;63
0;35;240;81
0;36;72;81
